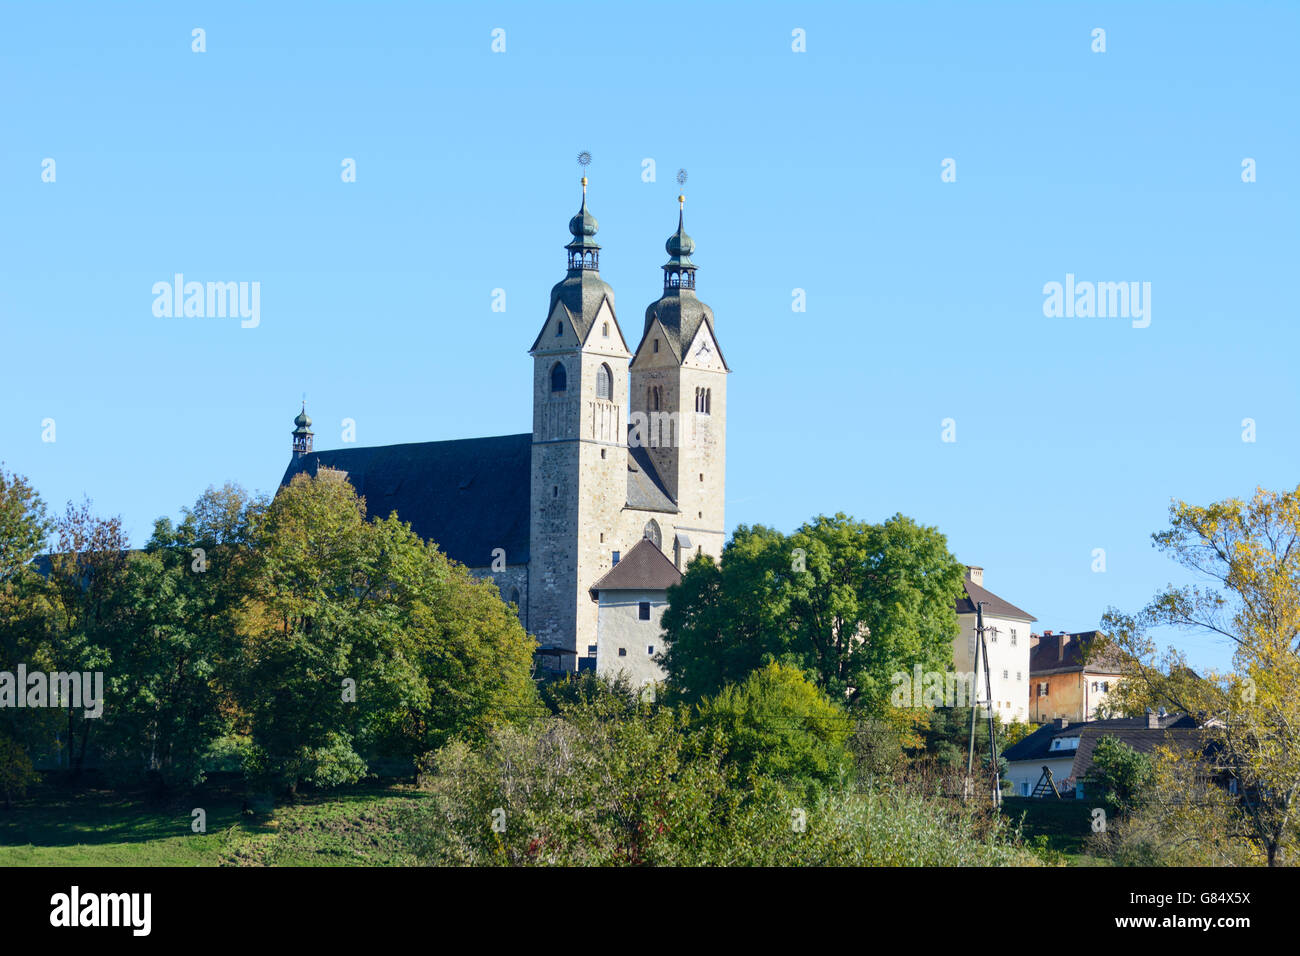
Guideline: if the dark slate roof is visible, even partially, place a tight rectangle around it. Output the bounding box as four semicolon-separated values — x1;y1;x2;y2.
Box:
955;578;1036;622
1029;630;1128;676
641;290;715;364
589;538;682;598
280;434;531;569
626;435;677;513
1003;714;1203;783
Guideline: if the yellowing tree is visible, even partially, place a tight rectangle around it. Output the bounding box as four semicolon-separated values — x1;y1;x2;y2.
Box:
1102;486;1300;866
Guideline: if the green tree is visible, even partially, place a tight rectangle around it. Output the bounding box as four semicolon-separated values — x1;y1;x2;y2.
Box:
661;513;964;711
93;484;262;790
1085;735;1154;814
692;662;852;796
239;473;536;795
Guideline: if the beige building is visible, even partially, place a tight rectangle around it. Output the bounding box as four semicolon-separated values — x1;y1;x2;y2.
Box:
1028;630;1127;723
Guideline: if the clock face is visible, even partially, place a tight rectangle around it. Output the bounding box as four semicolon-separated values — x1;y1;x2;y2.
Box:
696;340;712;356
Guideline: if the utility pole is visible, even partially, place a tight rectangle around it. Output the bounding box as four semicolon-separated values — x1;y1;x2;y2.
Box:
965;601;1003;808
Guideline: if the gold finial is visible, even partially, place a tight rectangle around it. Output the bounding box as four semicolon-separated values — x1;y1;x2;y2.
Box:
581;176;588;189
678;194;685;206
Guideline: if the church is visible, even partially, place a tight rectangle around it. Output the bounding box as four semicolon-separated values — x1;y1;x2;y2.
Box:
281;178;730;679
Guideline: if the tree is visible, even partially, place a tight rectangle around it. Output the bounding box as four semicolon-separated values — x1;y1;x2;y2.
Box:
692;662;853;797
41;499;131;778
0;464;50;586
0;466;57;774
1085;736;1153;815
0;733;39;809
661;513;964;711
1102;485;1300;865
238;472;537;795
92;484;262;790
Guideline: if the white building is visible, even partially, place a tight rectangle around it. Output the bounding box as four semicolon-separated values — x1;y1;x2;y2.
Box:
955;566;1035;725
588;539;683;686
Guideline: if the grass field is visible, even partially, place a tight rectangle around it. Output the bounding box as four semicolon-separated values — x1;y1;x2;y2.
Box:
0;776;427;866
0;778;1106;866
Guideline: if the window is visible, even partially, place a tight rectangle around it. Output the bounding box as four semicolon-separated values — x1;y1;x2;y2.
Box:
653;339;659;353
643;519;661;548
1101;681;1110;692
618;647;626;657
1016;671;1021;681
647;645;654;655
587;644;597;655
602;321;609;337
553;485;558;498
1091;681;1098;692
699;473;704;482
599;532;604;543
596;363;612;400
612;551;620;565
1010;629;1017;646
1021;781;1030;796
550;362;566;392
638;601;651;620
555;321;563;337
509;588;520;606
600;448;606;459
1002;669;1008;680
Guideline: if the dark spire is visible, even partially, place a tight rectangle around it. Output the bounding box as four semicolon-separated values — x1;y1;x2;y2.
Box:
292;401;314;458
565;176;600;272
662;194;696;291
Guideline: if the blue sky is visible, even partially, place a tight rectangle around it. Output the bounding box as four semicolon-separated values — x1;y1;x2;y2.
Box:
2;2;1296;673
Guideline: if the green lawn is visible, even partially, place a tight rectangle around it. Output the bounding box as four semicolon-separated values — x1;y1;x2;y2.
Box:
0;777;427;866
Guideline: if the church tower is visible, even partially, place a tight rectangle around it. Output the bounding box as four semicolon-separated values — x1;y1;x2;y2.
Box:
629;194;729;568
528;177;632;660
291;403;313;457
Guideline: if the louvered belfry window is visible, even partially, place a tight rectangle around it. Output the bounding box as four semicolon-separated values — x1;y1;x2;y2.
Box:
596;363;612;400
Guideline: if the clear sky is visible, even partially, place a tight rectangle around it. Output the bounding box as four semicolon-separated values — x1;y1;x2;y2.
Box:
2;2;1296;674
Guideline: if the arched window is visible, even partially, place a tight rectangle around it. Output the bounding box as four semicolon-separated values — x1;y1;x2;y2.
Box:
596;363;612;400
550;362;567;392
705;388;712;414
509;588;520;606
643;519;662;549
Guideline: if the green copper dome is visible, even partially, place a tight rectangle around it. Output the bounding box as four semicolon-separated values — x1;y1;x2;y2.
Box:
665;209;694;258
569;197;598;239
294;406;312;430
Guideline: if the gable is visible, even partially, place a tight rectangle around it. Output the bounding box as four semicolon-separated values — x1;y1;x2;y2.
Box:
580;297;632;357
630;316;682;369
530;300;581;353
680;320;728;371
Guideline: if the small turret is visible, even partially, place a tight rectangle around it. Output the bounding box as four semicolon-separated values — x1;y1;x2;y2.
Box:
292;403;313;458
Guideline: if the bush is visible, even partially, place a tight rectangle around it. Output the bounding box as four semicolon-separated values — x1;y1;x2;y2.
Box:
401;690;1043;866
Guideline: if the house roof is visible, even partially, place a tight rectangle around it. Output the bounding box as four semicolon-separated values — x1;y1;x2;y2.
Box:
588;538;682;598
955;578;1037;622
1029;630;1128;676
280;433;532;569
1003;714;1203;784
